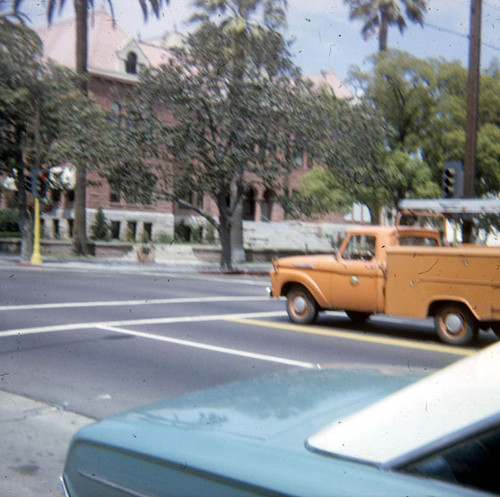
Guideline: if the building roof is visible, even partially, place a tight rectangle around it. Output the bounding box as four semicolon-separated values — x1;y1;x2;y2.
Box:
307;69;354;100
35;10;353;99
34;9;172;81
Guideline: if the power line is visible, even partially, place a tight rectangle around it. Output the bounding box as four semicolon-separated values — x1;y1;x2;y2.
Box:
424;21;500;53
424;22;468;39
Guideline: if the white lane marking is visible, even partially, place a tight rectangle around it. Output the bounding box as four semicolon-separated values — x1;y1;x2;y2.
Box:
0;311;286;337
0;296;271;312
98;324;315;369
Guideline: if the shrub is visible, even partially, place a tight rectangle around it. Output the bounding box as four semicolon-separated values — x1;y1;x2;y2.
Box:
157;233;174;244
91;207;109;240
174;221;191;243
0;209;19;233
191;226;203;244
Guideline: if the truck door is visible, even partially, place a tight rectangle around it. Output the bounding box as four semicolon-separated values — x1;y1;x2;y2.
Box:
331;234;384;312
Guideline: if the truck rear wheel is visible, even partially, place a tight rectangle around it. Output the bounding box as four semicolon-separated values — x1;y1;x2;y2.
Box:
286;286;318;325
434;303;477;346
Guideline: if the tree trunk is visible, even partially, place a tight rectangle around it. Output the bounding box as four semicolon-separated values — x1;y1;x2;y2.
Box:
16;165;33;262
230;180;245;264
219;213;233;270
72;0;89;255
378;8;389;51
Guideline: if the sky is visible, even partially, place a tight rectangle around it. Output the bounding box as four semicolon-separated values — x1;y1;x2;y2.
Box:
20;0;500;83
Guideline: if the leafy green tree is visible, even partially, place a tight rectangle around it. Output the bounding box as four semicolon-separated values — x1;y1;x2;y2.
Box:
307;92;387;223
382;149;441;209
0;0;26;21
345;0;427;51
189;0;289;263
139;22;309;269
350;50;436;153
101;99;160;205
348;50;500;231
44;0;170;255
295;167;352;218
417;59;500;197
0;16;130;260
0;18;56;259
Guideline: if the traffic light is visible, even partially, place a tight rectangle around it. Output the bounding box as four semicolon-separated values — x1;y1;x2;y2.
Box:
442;161;464;199
30;169;48;199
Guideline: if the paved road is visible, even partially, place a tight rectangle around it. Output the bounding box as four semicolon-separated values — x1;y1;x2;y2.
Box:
1;262;496;496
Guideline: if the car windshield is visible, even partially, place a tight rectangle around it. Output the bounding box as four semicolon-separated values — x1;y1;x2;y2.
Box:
307;343;500;468
402;426;500;495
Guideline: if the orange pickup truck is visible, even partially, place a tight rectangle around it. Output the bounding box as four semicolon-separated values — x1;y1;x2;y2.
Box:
269;225;500;346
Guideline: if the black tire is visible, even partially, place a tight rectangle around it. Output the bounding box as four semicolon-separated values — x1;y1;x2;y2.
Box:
346;311;371;323
434;303;477;346
286;286;319;325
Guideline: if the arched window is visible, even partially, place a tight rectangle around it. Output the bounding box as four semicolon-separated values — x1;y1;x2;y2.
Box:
243;187;256;221
125;52;138;74
261;189;274;222
110;101;121;124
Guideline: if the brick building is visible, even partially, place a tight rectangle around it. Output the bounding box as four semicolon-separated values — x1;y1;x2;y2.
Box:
30;10;354;243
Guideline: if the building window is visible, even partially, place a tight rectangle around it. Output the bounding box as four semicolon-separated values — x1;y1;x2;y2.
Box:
53;219;60;239
67;219;74;238
143;222;153;241
126;221;137;242
110;188;120;203
243;187;256;221
125;52;138;74
110;101;121;124
110;221;121;240
261;189;274;222
51;189;61;203
293;151;304;168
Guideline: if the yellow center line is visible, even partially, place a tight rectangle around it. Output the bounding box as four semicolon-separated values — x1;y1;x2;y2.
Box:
227;318;476;357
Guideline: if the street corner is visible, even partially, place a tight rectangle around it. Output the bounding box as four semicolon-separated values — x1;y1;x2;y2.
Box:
0;390;94;497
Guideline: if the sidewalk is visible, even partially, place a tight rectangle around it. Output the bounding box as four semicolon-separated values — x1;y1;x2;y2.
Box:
0;390;93;497
0;253;272;275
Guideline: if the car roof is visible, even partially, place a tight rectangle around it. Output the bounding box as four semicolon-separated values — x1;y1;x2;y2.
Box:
307;342;500;468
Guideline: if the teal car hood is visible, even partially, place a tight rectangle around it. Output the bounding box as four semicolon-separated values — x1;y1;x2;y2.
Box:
88;368;415;446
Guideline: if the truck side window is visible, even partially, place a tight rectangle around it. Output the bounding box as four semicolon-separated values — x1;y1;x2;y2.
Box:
342;235;376;261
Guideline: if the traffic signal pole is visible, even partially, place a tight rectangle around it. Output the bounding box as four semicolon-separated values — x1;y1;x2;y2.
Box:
31;196;43;265
30;168;47;265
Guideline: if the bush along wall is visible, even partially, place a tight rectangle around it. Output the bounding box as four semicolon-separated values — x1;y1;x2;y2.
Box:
0;208;20;237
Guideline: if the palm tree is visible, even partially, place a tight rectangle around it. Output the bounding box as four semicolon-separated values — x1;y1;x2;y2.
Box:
345;0;427;51
46;0;169;255
190;0;288;263
0;0;27;21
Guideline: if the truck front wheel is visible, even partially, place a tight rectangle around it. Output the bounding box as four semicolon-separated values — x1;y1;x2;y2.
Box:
286;286;318;325
434;303;477;346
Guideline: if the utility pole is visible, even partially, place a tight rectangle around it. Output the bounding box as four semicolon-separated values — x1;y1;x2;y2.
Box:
463;0;482;242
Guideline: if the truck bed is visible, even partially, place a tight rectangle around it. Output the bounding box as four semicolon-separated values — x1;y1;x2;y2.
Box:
384;246;500;322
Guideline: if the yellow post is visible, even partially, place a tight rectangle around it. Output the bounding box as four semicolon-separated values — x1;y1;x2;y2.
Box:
31;197;43;265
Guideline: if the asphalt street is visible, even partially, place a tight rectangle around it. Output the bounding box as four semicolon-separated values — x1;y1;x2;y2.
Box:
0;257;497;497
